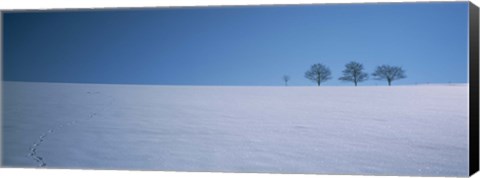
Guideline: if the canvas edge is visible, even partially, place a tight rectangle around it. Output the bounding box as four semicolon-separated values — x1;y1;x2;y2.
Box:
469;1;479;177
0;10;4;168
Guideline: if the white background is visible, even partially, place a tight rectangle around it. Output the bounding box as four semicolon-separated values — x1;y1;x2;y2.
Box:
0;0;478;178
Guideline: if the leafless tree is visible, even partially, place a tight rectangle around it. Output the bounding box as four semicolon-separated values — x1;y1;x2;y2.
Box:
372;65;406;86
305;63;332;86
282;75;290;86
339;61;368;86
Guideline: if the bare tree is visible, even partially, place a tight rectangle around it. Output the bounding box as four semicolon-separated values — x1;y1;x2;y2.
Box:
305;63;332;86
339;61;368;86
372;65;406;86
282;75;290;86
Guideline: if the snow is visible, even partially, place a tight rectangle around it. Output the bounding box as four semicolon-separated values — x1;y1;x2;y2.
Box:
1;81;469;176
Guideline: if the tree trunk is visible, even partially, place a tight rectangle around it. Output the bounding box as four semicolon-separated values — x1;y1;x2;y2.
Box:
354;81;357;86
317;81;321;86
388;80;391;86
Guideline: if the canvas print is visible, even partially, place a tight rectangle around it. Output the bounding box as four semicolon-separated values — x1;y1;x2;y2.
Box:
1;2;477;177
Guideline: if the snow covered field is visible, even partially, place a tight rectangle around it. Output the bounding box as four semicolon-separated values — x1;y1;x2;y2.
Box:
1;81;469;176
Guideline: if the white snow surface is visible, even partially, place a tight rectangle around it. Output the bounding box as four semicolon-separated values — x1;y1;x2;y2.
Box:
2;82;469;176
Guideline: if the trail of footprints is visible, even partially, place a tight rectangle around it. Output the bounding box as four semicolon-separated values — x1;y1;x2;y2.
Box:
28;91;114;167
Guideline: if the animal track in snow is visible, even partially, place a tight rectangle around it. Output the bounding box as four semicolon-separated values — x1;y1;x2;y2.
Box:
28;91;114;167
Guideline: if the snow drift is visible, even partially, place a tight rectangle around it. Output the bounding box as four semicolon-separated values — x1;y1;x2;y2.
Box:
1;82;469;176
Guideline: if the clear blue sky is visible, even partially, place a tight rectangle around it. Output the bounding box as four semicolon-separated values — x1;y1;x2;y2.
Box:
3;2;469;86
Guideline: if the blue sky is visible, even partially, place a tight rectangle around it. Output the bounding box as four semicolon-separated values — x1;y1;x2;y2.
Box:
3;2;469;86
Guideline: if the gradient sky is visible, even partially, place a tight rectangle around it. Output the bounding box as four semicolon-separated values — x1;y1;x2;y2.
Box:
3;2;469;86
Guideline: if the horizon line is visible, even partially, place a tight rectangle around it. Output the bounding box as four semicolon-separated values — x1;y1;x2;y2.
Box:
2;80;469;87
